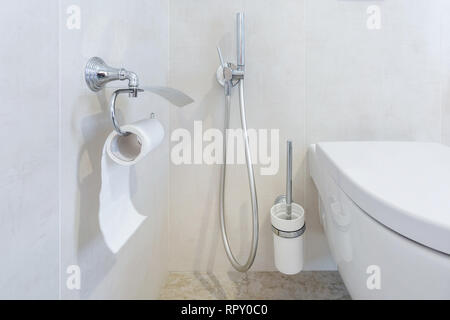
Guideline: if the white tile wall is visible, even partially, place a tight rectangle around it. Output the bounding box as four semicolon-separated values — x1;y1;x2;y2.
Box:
59;0;170;299
441;1;450;145
0;0;59;299
0;0;170;299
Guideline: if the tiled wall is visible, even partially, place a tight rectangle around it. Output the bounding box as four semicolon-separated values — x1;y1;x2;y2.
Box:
168;0;445;272
442;1;450;145
0;1;59;299
0;0;170;299
59;0;170;299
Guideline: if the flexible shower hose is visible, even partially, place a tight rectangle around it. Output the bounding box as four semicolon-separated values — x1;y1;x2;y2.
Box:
219;79;259;272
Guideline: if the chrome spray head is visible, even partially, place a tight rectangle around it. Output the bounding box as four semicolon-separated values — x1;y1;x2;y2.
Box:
236;12;245;71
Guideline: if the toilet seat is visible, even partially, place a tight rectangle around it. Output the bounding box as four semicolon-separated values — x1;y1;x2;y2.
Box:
315;142;450;254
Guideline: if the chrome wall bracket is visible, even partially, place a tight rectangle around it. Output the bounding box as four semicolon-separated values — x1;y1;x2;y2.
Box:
85;57;140;97
215;47;244;91
85;57;194;136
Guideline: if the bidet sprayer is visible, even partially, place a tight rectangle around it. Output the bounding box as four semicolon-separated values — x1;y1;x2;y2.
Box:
236;12;245;70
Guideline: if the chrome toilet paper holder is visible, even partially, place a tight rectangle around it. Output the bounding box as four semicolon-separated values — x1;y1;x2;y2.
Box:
85;56;194;136
109;88;144;136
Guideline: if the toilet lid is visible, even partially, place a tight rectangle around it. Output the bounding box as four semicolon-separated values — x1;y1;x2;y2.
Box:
316;142;450;254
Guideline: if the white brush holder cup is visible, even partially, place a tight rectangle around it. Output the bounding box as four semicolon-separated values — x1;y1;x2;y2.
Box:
271;202;305;275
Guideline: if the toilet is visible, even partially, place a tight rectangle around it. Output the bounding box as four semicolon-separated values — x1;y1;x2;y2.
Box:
309;142;450;299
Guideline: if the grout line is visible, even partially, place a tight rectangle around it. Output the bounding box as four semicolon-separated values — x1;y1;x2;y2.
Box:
303;0;308;212
57;0;62;300
167;0;172;274
440;2;444;144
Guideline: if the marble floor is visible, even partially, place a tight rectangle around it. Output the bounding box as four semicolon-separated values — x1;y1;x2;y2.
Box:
159;271;351;300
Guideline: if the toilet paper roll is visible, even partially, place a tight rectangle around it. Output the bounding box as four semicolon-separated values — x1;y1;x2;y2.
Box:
106;118;165;166
99;118;164;253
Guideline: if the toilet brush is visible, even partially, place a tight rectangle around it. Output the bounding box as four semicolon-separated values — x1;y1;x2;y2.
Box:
271;140;305;274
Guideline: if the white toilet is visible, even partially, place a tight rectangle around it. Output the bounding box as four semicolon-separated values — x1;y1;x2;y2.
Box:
309;142;450;299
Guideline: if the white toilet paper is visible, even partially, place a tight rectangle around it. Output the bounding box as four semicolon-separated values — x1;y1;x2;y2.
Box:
99;118;164;253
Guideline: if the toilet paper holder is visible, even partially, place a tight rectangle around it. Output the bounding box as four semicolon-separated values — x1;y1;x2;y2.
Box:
85;56;194;136
110;88;144;136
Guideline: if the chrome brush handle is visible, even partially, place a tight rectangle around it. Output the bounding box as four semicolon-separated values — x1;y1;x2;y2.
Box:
286;140;293;219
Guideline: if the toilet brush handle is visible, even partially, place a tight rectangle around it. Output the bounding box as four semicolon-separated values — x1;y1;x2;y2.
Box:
286;140;293;219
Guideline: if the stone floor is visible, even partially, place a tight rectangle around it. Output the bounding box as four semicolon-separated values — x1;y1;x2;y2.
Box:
159;271;351;300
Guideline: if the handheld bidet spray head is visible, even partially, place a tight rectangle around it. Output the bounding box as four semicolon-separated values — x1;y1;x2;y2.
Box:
236;12;245;71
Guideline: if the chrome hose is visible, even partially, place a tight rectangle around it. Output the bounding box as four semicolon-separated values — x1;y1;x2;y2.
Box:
219;79;259;272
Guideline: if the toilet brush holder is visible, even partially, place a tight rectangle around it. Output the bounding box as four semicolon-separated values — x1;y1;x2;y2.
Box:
271;202;305;275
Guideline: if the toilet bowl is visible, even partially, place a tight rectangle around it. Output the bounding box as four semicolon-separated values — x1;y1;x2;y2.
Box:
309;142;450;299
